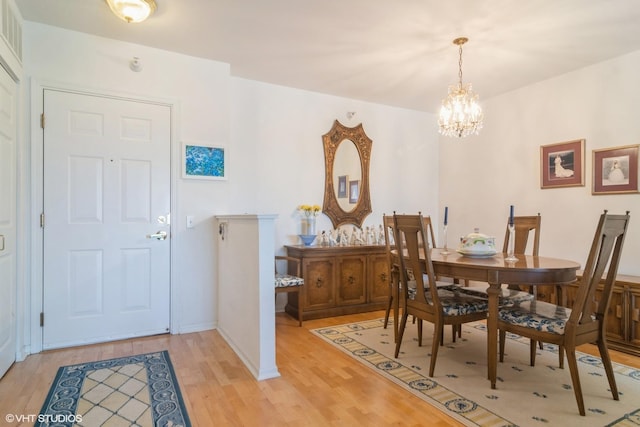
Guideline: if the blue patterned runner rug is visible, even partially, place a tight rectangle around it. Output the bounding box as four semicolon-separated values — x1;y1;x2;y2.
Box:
36;350;191;426
312;318;640;427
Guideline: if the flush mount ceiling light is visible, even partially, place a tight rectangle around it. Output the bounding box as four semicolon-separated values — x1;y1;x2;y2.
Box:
438;37;483;138
105;0;157;23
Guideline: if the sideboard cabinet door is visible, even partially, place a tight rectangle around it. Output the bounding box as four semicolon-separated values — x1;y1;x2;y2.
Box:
369;254;390;304
303;258;335;310
336;256;366;306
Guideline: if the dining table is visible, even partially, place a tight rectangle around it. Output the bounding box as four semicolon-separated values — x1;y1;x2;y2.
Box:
391;248;580;389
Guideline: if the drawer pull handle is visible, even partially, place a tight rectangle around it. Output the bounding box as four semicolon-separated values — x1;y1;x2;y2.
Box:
380;273;388;282
348;276;355;285
315;278;323;288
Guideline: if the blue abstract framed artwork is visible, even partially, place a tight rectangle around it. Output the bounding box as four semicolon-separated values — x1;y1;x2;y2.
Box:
183;142;227;180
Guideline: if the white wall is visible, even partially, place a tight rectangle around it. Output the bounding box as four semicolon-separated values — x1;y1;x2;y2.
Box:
20;22;439;348
230;77;439;248
440;50;640;275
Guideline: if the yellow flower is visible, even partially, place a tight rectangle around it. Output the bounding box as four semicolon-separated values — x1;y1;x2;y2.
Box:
298;204;321;216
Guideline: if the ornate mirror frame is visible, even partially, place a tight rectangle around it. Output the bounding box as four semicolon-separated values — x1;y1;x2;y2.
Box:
322;120;372;228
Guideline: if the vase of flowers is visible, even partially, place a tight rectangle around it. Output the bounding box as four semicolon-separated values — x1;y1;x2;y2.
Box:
298;204;321;236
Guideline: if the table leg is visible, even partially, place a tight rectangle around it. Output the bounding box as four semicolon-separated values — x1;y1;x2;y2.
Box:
392;267;399;343
486;281;500;389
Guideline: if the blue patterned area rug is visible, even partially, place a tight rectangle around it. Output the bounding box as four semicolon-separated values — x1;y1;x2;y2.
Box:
312;319;640;427
36;351;191;427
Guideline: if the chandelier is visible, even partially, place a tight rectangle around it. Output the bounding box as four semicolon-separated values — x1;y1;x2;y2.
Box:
438;37;483;138
105;0;157;23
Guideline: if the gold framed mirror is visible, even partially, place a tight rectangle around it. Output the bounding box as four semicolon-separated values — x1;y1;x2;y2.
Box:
322;120;372;228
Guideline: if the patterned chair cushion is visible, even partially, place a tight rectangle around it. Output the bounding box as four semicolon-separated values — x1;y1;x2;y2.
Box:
498;300;572;334
275;273;304;288
457;286;535;306
409;288;489;316
405;278;460;299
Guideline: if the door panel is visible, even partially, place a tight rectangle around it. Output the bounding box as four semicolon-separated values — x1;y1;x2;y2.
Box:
0;64;17;378
303;259;334;309
337;256;366;305
43;90;171;349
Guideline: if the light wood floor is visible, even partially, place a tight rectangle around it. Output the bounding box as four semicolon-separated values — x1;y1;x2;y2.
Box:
1;310;638;426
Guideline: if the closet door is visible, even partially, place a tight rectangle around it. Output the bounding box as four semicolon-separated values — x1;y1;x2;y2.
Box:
0;64;17;378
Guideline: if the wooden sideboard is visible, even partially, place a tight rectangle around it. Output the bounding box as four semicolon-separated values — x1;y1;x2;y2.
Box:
560;273;640;356
284;245;389;320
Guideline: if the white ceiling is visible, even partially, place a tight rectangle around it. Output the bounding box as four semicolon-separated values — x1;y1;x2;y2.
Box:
15;0;640;113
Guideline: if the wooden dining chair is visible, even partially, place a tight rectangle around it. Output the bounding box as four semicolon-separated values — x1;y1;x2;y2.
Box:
383;213;437;329
497;210;630;416
383;213;459;344
275;255;304;326
392;213;489;377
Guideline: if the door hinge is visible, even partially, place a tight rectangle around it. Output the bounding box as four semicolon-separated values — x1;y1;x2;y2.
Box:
40;212;45;228
40;312;44;327
40;113;45;129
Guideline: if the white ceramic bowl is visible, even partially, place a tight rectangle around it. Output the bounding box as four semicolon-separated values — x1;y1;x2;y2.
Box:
458;229;496;254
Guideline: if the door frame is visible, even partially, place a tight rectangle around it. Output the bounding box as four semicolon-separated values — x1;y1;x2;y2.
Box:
28;79;180;354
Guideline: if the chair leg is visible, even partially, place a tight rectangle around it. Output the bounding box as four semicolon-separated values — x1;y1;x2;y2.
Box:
559;345;565;369
529;339;537;366
383;293;392;329
417;319;423;346
597;338;619;401
499;329;506;362
565;345;586;416
394;312;409;358
429;323;443;377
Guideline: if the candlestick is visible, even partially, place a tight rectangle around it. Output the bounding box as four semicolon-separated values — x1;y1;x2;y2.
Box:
505;223;518;262
509;205;514;226
441;224;451;255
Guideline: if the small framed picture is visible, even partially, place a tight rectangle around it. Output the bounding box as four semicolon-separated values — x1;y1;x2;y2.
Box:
592;144;639;195
540;139;585;189
349;180;359;204
182;142;227;180
337;175;348;198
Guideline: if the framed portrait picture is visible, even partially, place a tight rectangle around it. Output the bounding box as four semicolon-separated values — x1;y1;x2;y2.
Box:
349;180;359;204
182;142;227;180
337;175;348;198
540;139;585;189
592;144;639;195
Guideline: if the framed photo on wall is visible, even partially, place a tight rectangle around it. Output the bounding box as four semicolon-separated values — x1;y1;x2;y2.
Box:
182;141;227;180
349;180;359;204
337;175;348;198
540;139;585;189
592;144;639;195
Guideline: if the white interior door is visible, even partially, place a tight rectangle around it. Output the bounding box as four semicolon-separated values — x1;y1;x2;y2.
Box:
0;65;17;377
43;90;171;349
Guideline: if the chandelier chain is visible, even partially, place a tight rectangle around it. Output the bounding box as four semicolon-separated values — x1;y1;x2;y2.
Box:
458;44;463;87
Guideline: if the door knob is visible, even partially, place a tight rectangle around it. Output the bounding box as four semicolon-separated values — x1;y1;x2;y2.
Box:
147;230;167;240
